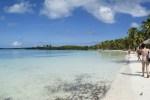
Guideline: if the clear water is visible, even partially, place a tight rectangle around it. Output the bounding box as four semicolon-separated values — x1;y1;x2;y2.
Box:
0;50;126;100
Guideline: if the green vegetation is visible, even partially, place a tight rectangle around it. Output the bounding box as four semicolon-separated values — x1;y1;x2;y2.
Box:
92;16;150;50
25;45;90;50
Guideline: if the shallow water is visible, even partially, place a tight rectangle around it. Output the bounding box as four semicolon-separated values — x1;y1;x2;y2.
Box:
0;50;126;100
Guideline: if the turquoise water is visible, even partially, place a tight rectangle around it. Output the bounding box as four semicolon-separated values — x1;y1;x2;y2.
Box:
0;50;126;100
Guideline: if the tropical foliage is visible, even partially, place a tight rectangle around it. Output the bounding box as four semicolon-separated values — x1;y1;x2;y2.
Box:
93;16;150;50
25;45;90;50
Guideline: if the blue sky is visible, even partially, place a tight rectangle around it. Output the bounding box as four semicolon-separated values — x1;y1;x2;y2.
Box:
0;0;150;47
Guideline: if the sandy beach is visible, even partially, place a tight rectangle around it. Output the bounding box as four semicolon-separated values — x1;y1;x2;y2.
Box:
103;53;150;100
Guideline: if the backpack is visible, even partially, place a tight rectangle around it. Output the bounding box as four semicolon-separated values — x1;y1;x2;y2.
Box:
147;51;150;61
138;50;141;55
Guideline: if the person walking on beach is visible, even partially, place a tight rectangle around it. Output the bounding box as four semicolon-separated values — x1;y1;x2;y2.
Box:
128;48;131;55
127;48;131;63
137;46;142;61
141;44;149;78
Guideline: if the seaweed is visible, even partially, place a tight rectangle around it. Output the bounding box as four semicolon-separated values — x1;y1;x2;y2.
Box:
45;74;110;100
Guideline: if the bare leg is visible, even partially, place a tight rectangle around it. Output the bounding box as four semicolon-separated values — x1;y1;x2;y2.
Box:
142;62;145;77
138;55;140;61
139;56;141;61
146;62;149;78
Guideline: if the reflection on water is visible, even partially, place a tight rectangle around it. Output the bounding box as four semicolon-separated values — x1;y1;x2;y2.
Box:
99;50;126;59
0;50;80;59
99;50;126;64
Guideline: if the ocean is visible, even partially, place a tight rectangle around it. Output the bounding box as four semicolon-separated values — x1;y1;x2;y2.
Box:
0;50;126;100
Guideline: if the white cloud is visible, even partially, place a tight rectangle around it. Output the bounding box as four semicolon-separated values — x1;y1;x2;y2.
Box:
114;1;149;17
41;0;73;19
41;0;115;23
4;2;33;14
99;6;115;23
12;41;22;47
41;0;150;24
82;0;115;23
131;22;139;28
84;5;115;23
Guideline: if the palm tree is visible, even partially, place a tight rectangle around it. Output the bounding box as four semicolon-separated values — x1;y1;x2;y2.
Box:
128;27;139;48
142;16;150;40
136;31;144;45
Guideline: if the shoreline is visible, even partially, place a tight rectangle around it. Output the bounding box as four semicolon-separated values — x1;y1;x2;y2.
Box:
103;53;150;100
98;49;128;53
102;53;135;100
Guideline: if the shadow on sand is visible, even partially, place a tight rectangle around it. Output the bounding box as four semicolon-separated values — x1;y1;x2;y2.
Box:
113;60;140;64
136;72;148;74
128;60;141;63
121;72;141;77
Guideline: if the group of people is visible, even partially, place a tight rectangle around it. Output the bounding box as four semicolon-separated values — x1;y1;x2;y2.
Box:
137;44;150;78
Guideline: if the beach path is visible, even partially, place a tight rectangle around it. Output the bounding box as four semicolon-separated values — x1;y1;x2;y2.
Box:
103;53;150;100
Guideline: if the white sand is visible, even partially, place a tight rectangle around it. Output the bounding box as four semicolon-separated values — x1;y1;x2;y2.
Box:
103;53;150;100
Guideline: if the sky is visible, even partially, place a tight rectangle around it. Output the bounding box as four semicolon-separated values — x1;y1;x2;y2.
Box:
0;0;150;47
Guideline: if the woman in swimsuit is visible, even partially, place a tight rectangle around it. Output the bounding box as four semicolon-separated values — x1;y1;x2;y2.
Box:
141;44;149;78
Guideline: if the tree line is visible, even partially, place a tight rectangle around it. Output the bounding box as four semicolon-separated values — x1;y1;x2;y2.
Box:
92;16;150;50
25;45;90;50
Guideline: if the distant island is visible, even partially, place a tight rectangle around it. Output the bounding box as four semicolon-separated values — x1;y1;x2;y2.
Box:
0;45;91;50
